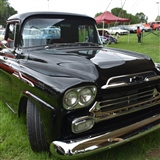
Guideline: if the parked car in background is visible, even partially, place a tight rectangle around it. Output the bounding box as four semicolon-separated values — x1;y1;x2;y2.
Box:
118;25;136;33
42;27;60;39
1;11;160;160
0;29;5;41
22;27;61;46
107;27;129;35
141;24;152;32
98;29;118;44
0;29;5;49
137;24;151;32
130;25;140;32
99;35;108;44
130;24;151;32
149;21;160;30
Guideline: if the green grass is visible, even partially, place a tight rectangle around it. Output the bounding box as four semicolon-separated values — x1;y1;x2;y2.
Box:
0;31;160;160
1;100;160;160
107;31;160;63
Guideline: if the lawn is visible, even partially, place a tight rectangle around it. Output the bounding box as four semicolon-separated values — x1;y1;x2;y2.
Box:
107;30;160;63
1;97;160;160
0;30;160;160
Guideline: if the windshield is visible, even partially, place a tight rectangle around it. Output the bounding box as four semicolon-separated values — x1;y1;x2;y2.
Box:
21;17;101;47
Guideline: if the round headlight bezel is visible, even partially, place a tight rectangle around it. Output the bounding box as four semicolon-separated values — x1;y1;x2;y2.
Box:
79;87;94;105
63;85;97;110
63;90;78;109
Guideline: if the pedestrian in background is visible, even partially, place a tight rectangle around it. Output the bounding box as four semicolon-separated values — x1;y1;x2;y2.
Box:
136;26;142;44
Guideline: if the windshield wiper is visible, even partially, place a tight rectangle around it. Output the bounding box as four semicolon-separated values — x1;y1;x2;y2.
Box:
45;42;100;49
74;42;100;46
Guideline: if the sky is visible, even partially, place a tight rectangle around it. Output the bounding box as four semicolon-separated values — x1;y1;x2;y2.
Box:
8;0;160;22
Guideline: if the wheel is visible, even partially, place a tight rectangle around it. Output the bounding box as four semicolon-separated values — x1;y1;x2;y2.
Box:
115;33;120;38
115;32;119;36
26;99;49;152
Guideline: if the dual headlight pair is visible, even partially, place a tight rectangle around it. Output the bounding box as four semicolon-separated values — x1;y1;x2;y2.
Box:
63;85;97;110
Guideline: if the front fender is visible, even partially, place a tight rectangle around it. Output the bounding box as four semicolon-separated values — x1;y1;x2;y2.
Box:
19;90;58;143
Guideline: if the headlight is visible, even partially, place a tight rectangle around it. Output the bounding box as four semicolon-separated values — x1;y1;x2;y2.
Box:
79;88;92;104
63;85;97;110
63;90;78;107
72;116;95;133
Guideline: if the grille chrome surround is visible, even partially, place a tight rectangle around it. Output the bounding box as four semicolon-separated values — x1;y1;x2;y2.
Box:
90;89;160;122
101;71;160;89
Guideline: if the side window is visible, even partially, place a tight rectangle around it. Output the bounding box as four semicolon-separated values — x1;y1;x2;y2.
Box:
79;25;85;42
7;23;16;48
78;25;94;42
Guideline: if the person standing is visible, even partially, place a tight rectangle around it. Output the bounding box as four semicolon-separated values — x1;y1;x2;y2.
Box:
136;26;142;44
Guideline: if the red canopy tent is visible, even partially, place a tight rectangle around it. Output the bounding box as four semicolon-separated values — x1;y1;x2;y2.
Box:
95;11;130;44
95;11;130;24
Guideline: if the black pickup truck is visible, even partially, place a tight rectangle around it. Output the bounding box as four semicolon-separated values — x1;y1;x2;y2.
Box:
0;11;160;159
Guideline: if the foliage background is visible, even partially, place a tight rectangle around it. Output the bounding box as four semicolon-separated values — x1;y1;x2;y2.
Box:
1;0;160;29
0;0;17;28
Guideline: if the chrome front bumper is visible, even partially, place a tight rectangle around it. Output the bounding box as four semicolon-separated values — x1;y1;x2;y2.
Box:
50;114;160;159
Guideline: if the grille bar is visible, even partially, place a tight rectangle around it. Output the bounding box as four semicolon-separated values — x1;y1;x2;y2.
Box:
89;89;160;122
99;89;154;109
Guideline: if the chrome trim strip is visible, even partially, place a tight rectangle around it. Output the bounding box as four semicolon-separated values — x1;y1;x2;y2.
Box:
50;114;160;159
24;91;55;110
5;102;17;114
101;71;160;89
12;72;34;87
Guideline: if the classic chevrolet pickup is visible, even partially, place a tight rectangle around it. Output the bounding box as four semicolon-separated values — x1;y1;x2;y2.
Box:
0;11;160;159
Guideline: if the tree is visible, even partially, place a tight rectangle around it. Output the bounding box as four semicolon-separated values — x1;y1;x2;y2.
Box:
135;12;148;23
0;0;17;28
94;12;103;18
111;8;128;18
128;15;138;24
94;7;149;27
155;15;160;21
111;8;148;24
111;8;140;25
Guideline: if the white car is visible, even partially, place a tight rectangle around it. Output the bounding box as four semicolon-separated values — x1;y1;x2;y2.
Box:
107;27;129;35
139;24;152;32
130;24;151;32
0;29;5;41
0;29;5;49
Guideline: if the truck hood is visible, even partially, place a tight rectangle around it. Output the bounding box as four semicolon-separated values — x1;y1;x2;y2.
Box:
23;46;155;91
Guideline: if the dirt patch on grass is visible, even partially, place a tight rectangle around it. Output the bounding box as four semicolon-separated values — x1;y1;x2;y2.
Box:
145;149;160;160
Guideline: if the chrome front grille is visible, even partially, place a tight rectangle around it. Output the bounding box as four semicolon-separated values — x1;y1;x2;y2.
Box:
89;71;160;123
90;88;160;122
99;89;155;111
